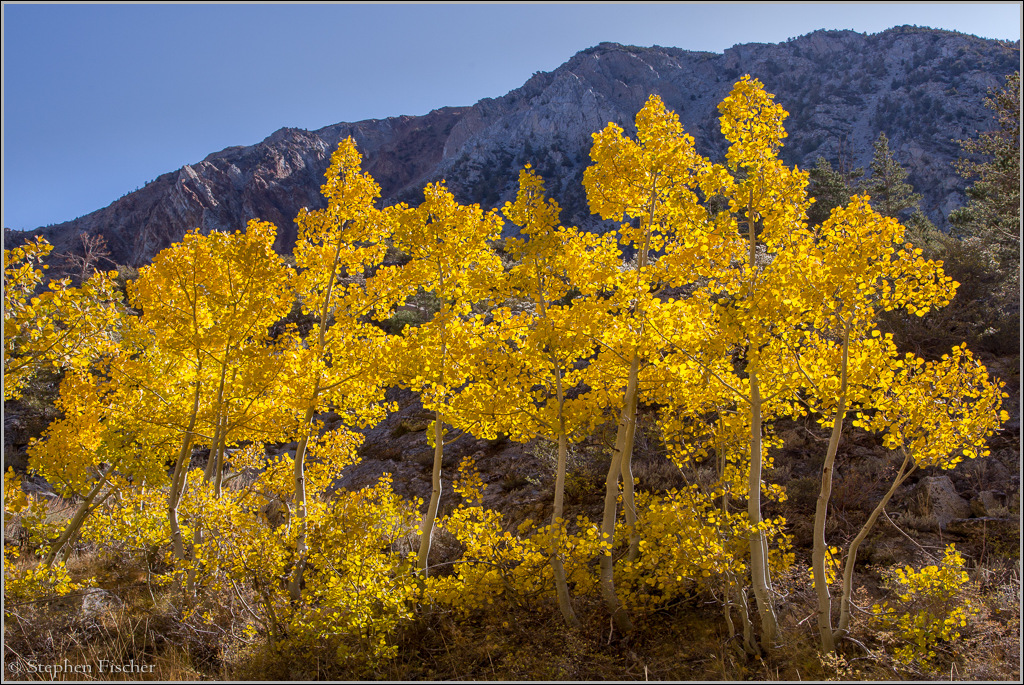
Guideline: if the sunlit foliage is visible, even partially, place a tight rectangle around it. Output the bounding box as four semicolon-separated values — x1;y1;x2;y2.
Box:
4;77;1007;673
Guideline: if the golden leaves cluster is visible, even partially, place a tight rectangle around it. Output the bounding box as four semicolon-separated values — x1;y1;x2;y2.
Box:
6;75;1008;658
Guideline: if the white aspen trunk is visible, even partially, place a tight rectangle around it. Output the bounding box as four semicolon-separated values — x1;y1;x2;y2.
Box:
203;361;229;484
835;451;914;639
748;371;779;649
190;399;226;596
534;259;580;627
619;184;656;565
812;323;852;652
213;367;240;497
290;223;346;600
169;381;202;567
288;420;314;602
741;199;778;648
211;414;228;499
550;418;580;627
416;410;445;574
203;414;224;484
44;463;117;567
620;388;640;562
600;353;640;633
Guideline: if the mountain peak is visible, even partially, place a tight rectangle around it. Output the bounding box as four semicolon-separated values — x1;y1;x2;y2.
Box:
20;29;1018;267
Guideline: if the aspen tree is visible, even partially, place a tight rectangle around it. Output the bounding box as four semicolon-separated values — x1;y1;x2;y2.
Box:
620;79;812;648
785;196;958;651
26;221;291;588
463;166;620;626
702;77;824;648
287;137;399;599
4;236;123;401
4;237;54;400
831;345;1006;641
121;222;294;585
582;94;735;632
381;182;503;574
705;80;999;653
28;369;168;566
642;80;1004;655
5;239;130;567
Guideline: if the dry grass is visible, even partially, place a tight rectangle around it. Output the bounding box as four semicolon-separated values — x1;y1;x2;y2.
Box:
4;408;1019;681
4;569;209;681
4;524;1019;681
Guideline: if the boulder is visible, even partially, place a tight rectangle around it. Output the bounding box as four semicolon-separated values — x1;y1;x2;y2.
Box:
970;490;1009;518
921;475;971;529
79;588;122;620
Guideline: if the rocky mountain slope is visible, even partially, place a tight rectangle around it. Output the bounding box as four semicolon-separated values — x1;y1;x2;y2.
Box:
11;26;1019;266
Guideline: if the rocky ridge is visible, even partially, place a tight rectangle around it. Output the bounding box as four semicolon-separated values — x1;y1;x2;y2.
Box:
10;26;1018;266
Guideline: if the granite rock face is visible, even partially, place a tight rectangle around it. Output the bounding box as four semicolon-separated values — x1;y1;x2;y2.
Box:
15;26;1018;266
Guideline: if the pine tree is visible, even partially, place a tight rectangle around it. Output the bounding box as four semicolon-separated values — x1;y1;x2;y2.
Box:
860;132;922;220
806;157;862;227
859;132;945;259
950;72;1020;284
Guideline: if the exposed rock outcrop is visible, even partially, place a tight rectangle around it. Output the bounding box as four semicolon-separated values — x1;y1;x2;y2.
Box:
11;27;1017;266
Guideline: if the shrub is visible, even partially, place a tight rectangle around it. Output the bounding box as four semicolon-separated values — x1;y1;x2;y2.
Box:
870;544;977;666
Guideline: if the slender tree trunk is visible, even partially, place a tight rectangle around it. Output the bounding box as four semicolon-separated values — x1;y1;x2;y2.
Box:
189;362;231;596
812;324;852;653
835;450;915;639
44;463;117;567
213;368;239;498
600;353;640;634
747;371;778;649
620;388;640;562
812;403;843;653
718;423;757;656
203;361;229;484
212;413;228;499
535;264;580;627
288;410;315;602
738;586;760;656
168;455;191;563
203;414;225;484
190;407;228;596
169;381;202;566
618;187;656;565
416;409;445;574
741;200;778;648
550;421;580;627
290;223;346;599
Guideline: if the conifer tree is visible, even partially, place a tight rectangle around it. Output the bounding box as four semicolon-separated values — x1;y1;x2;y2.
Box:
950;71;1020;289
860;132;922;220
806;157;861;227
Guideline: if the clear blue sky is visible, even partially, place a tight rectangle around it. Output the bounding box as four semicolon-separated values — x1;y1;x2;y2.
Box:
3;2;1020;232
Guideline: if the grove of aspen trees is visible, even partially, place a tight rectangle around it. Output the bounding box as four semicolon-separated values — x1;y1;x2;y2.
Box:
4;76;1007;667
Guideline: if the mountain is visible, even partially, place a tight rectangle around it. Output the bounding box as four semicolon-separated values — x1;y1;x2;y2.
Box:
13;26;1019;267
